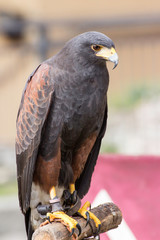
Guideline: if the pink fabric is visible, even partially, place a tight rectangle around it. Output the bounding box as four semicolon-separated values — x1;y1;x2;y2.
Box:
82;155;160;240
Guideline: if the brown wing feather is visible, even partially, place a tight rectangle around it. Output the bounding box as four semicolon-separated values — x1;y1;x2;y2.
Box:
16;63;54;213
72;132;98;181
75;105;108;198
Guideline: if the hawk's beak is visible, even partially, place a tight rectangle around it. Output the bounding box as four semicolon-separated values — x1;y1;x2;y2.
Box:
108;51;119;69
96;47;119;69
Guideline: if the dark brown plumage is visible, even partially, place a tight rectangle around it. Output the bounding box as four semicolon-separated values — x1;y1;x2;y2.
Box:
16;31;118;239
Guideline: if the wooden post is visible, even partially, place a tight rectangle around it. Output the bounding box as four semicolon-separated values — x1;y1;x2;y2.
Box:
32;202;122;240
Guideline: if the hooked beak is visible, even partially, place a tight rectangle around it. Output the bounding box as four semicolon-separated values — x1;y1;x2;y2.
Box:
108;52;119;69
96;47;119;69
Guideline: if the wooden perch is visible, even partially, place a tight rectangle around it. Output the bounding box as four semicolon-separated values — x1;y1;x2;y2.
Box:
32;202;122;240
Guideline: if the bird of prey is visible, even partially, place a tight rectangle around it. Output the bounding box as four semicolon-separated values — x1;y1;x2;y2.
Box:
16;31;118;239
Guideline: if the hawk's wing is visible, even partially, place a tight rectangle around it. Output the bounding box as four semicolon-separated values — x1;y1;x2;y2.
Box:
16;63;54;213
75;105;108;199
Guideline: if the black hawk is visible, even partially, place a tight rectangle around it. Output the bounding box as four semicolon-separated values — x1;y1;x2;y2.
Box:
16;31;118;239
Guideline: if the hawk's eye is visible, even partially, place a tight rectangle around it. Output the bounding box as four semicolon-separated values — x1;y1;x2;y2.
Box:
91;45;102;51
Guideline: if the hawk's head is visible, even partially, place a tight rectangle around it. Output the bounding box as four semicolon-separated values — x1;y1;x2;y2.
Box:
60;31;119;69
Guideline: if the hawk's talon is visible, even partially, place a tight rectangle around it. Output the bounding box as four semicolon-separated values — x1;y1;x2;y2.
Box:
94;223;101;235
69;228;75;237
76;223;82;236
44;211;81;238
68;223;81;237
78;201;101;236
93;223;101;240
85;211;90;226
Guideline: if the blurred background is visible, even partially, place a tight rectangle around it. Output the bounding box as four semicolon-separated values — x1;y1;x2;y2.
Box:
0;0;160;239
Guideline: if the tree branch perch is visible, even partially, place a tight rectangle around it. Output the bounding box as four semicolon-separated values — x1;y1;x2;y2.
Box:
32;202;122;240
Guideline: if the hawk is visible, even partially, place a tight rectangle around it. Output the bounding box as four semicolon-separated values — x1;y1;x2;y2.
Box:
16;31;118;239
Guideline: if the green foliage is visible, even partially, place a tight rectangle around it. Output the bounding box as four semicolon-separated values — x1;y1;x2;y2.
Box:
109;84;160;110
0;180;17;196
100;143;118;153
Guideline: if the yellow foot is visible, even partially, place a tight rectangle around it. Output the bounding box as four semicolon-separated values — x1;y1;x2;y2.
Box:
78;201;101;233
40;211;81;237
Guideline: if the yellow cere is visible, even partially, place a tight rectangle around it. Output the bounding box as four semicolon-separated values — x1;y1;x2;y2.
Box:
110;47;116;54
95;46;116;60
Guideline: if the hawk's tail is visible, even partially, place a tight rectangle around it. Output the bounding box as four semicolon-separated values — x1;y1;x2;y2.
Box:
25;208;34;240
